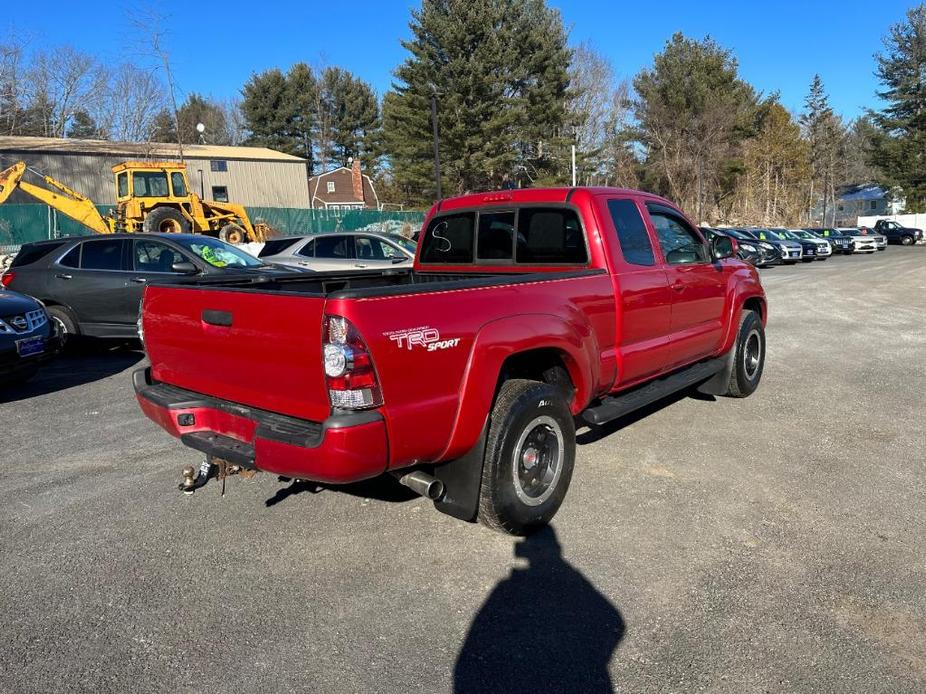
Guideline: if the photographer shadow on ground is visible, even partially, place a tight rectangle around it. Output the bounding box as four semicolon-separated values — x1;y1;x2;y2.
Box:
454;525;625;694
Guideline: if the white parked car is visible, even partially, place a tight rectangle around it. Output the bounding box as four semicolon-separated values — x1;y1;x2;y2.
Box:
837;228;878;253
257;232;417;272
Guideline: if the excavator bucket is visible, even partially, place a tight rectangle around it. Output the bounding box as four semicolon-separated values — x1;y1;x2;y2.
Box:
0;162;26;205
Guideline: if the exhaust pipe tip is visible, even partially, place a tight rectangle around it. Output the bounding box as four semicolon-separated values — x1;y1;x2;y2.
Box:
399;470;445;501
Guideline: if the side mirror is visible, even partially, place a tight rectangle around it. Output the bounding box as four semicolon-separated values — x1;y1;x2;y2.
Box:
171;261;199;274
711;235;737;260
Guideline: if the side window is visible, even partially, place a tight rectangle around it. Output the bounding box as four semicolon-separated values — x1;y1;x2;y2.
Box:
646;205;709;265
420;213;475;264
476;211;515;261
380;240;406;259
59;245;80;268
355;236;387;260
516;208;587;264
134;241;184;272
80;240;125;271
607;199;655;266
117;172;128;198
171;172;187;197
313;235;353;259
211;186;228;202
296;239;316;258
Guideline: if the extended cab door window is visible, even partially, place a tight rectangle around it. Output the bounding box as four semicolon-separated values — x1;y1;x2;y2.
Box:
607;199;655;266
646;205;709;265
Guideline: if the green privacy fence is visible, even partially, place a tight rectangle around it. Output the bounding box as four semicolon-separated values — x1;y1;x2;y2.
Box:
0;204;425;255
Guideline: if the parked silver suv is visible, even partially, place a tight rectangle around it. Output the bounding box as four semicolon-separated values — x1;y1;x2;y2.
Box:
258;232;416;272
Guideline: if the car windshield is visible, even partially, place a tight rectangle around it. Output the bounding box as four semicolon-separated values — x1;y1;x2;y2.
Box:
171;236;265;268
756;229;786;241
789;230;812;239
387;235;417;254
726;229;754;241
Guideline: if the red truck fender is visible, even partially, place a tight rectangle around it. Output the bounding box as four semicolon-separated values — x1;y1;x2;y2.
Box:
718;270;767;355
435;313;600;462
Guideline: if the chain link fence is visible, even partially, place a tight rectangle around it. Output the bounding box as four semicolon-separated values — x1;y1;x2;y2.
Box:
0;204;425;257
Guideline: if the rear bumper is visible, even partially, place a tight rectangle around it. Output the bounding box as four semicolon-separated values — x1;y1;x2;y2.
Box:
134;368;388;483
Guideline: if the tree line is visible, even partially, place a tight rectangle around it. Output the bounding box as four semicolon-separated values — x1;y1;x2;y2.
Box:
1;2;923;216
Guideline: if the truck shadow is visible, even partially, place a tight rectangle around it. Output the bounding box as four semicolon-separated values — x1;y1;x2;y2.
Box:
0;344;143;404
454;525;625;694
265;474;418;508
575;388;713;445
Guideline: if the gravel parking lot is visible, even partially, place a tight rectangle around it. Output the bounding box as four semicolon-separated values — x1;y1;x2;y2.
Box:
1;247;924;694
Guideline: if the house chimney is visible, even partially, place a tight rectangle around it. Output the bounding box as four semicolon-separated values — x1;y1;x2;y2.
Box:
351;158;364;204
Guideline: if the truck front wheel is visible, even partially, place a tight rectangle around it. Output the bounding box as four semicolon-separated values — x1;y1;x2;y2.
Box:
901;235;914;246
721;309;765;398
478;380;575;536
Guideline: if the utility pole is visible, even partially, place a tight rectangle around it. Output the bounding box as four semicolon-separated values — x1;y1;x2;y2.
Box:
430;91;442;201
571;145;576;187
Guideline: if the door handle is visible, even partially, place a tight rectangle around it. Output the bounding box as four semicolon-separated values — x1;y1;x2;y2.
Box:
55;273;72;280
671;281;685;292
354;264;368;268
130;277;147;284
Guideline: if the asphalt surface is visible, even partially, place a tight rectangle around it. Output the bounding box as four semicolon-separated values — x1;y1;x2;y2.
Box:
1;247;924;694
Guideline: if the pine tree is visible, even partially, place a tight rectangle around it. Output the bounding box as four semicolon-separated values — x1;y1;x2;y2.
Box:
868;3;926;212
800;75;843;225
66;110;104;139
383;0;571;203
242;68;298;156
149;108;177;143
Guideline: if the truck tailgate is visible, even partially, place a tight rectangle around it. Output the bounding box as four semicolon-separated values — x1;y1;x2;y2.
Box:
142;285;331;422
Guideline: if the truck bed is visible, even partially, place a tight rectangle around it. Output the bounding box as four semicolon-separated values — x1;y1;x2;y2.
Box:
151;267;604;298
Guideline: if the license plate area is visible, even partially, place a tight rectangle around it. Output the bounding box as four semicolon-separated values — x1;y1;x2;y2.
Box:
16;336;44;357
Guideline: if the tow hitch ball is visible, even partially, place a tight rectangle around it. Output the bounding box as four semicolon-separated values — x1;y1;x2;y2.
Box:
179;457;258;495
180;457;215;495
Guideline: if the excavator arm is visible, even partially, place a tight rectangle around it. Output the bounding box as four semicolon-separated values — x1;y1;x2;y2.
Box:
0;161;113;235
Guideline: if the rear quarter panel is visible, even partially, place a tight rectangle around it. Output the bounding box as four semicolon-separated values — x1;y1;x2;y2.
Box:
330;272;615;467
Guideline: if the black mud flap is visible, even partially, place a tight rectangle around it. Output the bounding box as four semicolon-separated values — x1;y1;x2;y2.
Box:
432;421;488;522
695;347;735;396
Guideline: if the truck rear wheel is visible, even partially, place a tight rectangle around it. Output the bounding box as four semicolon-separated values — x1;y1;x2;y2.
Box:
143;207;191;234
721;309;764;398
478;379;575;536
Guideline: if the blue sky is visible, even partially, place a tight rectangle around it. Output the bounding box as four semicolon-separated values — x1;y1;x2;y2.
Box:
5;0;916;120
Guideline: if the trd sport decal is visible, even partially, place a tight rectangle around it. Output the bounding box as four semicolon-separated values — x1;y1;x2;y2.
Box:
384;326;461;352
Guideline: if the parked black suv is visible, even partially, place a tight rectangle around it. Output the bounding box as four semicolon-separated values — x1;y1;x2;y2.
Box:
1;234;288;340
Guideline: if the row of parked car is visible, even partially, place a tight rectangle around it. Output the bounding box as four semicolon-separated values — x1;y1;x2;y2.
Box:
699;223;923;268
1;215;922;386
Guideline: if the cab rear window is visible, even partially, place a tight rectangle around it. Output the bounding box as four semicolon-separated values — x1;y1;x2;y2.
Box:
419;207;587;265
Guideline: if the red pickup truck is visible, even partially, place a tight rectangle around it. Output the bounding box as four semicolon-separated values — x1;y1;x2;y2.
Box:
135;187;766;535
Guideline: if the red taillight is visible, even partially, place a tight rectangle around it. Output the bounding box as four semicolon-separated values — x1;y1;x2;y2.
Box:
322;315;382;410
0;271;14;288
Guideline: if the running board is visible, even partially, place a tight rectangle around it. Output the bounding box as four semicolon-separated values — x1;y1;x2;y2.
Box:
582;357;726;426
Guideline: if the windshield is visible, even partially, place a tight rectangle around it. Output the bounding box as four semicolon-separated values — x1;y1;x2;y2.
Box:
756;229;786;241
789;230;813;239
172;236;265;268
388;235;417;254
726;229;754;241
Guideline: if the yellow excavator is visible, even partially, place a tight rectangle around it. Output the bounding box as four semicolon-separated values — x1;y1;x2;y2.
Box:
0;160;271;243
